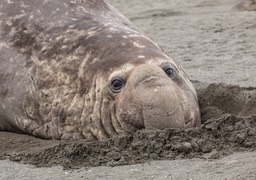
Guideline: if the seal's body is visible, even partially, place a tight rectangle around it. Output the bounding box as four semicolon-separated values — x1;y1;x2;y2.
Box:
0;0;200;140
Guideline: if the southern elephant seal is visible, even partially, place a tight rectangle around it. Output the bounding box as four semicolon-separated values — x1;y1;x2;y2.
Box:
0;0;200;140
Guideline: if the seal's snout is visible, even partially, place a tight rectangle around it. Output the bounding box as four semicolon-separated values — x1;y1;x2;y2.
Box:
118;63;200;130
132;64;169;88
137;75;161;86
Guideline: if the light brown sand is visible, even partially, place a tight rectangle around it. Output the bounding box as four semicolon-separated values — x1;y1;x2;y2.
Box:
1;0;256;179
108;0;256;87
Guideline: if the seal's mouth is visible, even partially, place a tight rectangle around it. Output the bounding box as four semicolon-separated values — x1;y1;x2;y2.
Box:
141;105;185;129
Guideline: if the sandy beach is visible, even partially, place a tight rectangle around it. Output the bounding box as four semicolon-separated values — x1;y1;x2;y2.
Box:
0;0;256;179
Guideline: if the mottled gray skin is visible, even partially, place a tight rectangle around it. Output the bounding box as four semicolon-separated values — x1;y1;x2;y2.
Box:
0;0;200;140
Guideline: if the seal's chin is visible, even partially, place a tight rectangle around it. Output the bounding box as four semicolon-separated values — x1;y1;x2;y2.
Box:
115;64;200;133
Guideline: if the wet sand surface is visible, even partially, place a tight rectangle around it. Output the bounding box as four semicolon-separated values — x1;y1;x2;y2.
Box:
1;0;256;179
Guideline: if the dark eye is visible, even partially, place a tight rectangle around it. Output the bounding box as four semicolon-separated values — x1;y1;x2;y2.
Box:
163;66;174;77
110;77;125;92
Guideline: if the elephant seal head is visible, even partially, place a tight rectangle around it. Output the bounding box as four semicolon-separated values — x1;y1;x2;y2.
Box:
95;38;201;138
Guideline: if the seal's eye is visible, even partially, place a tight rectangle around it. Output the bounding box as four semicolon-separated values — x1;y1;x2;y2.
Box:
110;77;125;92
163;66;174;77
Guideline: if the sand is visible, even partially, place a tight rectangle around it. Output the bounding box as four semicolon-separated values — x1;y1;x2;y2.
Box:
1;0;256;179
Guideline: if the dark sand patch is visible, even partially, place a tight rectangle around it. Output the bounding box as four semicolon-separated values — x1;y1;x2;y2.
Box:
0;83;255;169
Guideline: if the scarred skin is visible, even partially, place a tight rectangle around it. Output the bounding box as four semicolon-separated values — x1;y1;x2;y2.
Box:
0;0;200;140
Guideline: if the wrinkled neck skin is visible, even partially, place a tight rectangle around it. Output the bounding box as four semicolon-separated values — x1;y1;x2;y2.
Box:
0;0;200;140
